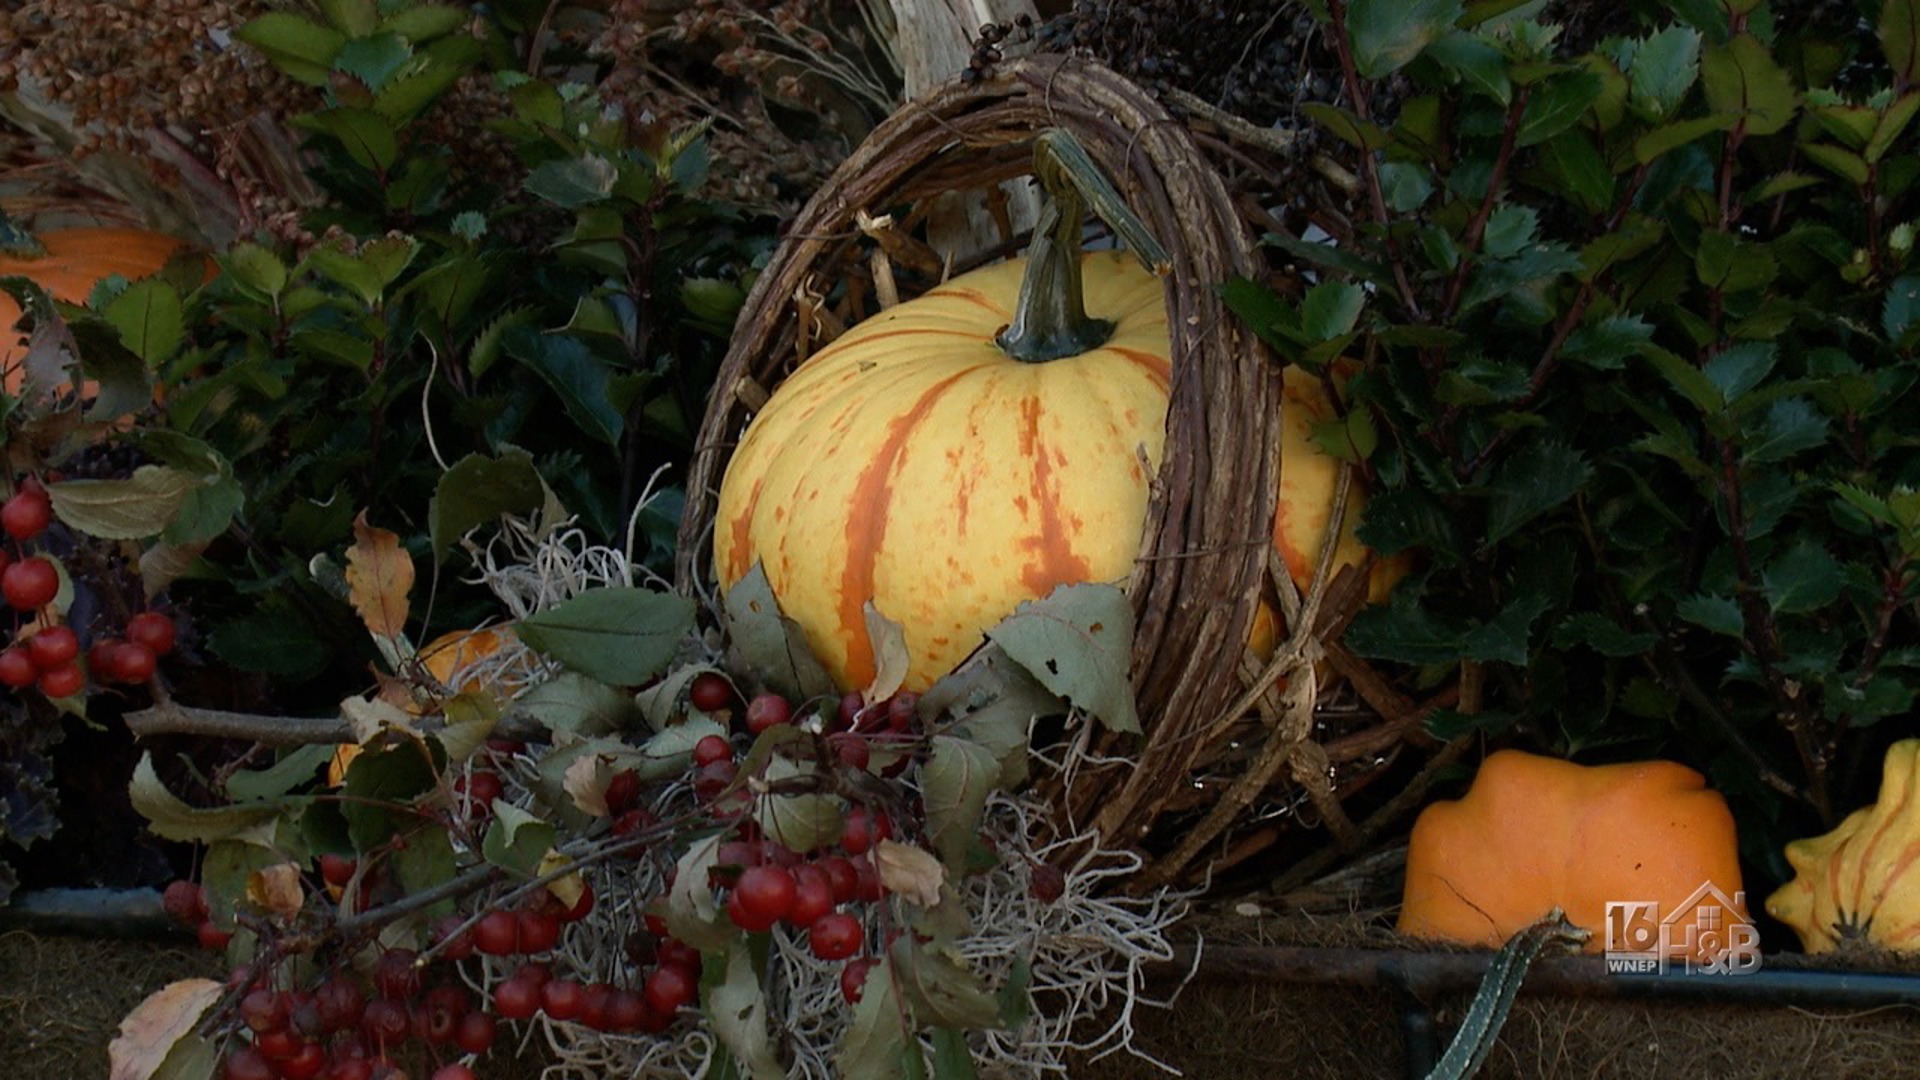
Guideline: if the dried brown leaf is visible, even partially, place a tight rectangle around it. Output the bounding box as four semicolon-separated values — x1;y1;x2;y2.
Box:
108;978;222;1080
345;511;413;642
246;861;305;921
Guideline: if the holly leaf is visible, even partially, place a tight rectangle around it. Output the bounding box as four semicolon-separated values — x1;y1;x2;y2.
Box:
984;583;1138;735
1763;540;1843;614
706;938;786;1080
1348;0;1464;78
923;736;999;868
109;978;223;1080
428;448;546;564
345;512;413;646
1743;398;1829;464
130;754;281;843
1628;26;1702;122
1701;33;1798;136
1483;440;1591;545
514;587;695;686
1552;612;1657;657
1678;594;1745;637
1884;0;1920;84
722;564;839;703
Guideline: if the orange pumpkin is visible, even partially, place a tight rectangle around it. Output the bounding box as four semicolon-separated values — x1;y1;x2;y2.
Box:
1766;738;1920;953
1398;749;1750;958
0;226;190;394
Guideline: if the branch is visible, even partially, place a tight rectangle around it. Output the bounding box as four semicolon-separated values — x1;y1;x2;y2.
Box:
125;702;349;745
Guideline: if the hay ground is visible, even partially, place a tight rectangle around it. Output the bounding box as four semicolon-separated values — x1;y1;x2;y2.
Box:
7;923;1919;1079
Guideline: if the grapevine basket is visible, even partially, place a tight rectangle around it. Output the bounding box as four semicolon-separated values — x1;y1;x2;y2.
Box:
676;54;1451;893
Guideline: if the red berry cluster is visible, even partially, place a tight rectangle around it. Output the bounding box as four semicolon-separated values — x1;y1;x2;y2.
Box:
162;878;234;952
217;962;495;1080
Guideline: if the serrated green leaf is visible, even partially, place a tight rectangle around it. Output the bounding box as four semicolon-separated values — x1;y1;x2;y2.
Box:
1763;540;1843;614
1702;342;1776;404
1867;90;1920;163
1539;131;1612;214
221;242;287;300
1642;345;1725;413
1563;313;1652;370
1484;440;1591;545
373;36;479;125
378;4;469;42
1552;612;1658;657
1701;34;1798;136
1300;281;1365;341
514;587;695;686
428;447;546;563
335;34;411;90
1378;161;1437;212
984;584;1137;735
1633;114;1739;165
1743;398;1828;463
130;753;282;843
1517;70;1603;146
501;325;624;445
1481;205;1539;260
1677;594;1744;637
46;466;203;540
235;13;345;85
525;155;619;209
1349;0;1464;78
1628;27;1702;122
1884;0;1920;83
293;107;397;173
481;802;553;877
1460;592;1551;665
1884;275;1920;343
1425;32;1511;105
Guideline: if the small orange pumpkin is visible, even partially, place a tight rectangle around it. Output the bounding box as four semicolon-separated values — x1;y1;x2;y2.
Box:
1398;749;1750;957
0;226;191;395
1766;738;1920;953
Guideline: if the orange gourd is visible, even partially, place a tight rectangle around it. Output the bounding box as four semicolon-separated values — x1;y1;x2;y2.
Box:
1398;749;1750;958
0;226;190;394
1767;738;1920;953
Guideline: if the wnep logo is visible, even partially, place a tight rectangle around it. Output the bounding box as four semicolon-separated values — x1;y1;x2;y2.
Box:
1603;883;1761;975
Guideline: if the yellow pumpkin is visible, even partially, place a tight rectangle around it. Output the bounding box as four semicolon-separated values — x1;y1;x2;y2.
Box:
0;226;192;395
1767;738;1920;953
1398;749;1750;958
716;251;1401;691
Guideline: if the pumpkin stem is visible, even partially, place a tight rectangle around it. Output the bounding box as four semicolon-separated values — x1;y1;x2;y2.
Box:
997;130;1170;363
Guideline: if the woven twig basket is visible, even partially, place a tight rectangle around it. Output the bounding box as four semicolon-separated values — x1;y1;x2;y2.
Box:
676;55;1437;889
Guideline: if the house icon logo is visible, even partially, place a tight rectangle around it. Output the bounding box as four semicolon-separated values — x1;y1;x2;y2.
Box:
1604;883;1762;975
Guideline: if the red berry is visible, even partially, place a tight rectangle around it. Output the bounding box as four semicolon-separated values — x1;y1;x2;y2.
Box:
693;759;738;801
429;914;473;962
254;1027;300;1059
432;1067;477;1080
1;488;51;541
886;691;919;732
315;976;364;1033
831;733;871;771
853;855;885;903
787;871;835;928
809;912;864;961
0;647;33;688
26;625;77;669
1030;862;1067;904
692;734;732;768
36;661;82;698
841;807;881;856
840;957;876;1005
517;909;561;954
643;964;697;1016
606;988;652;1032
612;807;655;838
454;1010;496;1054
374;948;420;999
319;853;356;889
454;770;504;816
161;879;206;925
558;879;595;922
492;975;541;1020
329;1061;375;1080
473;910;519;955
603;768;640;815
541;978;586;1021
816;857;859;905
277;1042;326;1080
223;1048;274;1080
127;611;177;656
688;671;735;713
836;691;865;731
729;865;796;931
656;938;702;974
109;641;157;683
241;988;289;1033
1;556;58;611
196;919;232;951
745;692;792;734
580;982;615;1031
422;985;468;1042
361;998;409;1046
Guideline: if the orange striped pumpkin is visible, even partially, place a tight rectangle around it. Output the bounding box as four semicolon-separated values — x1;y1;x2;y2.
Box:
715;251;1398;692
1767;738;1920;953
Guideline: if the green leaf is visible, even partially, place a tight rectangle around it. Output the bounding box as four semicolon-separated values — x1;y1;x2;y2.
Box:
206;611;330;678
1701;33;1798;136
931;1028;979;1080
707;939;786;1080
1677;594;1744;637
150;1032;219;1080
46;466;203;540
317;0;376;35
518;673;642;738
373;36;480;125
1867;90;1920;163
1642;345;1725;413
1539;131;1612;214
837;956;911;1079
984;583;1138;735
1517;71;1603;147
226;744;334;802
1702;342;1776;404
1552;612;1657;657
1562;313;1652;370
481;802;554;877
378;4;469;42
1355;488;1462;562
335;34;411;91
1763;540;1843;614
666;834;737;951
1799;141;1870;185
1460;592;1551;666
1884;0;1920;84
104;280;183;364
889;936;1002;1030
754;756;843;855
924;736;1000;869
502;326;625;446
1483;440;1591;545
130;753;281;843
920;646;1060;789
514;587;695;686
1694;232;1777;293
1633;114;1739;165
428;447;546;564
1300;281;1365;341
341;742;438;853
1743;398;1828;463
722;565;839;705
1348;0;1464;78
1628;26;1702;122
525;155;620;209
1480;205;1539;260
393;823;458;917
1425;32;1511;105
1344;593;1472;664
235;13;345;85
1884;275;1920;343
1457;246;1583;313
293;108;397;173
222;243;287;301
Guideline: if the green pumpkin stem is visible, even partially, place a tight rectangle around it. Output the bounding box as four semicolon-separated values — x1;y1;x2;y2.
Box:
997;130;1171;363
